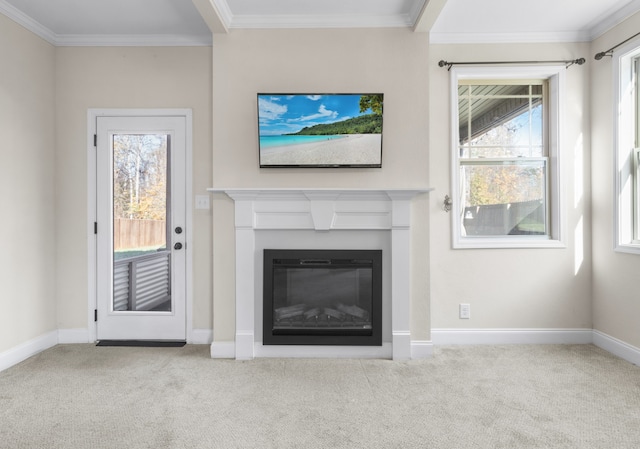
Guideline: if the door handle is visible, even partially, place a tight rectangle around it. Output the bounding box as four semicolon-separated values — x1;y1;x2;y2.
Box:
174;242;183;250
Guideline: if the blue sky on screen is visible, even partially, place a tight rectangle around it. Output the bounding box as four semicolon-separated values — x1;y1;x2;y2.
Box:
258;94;368;136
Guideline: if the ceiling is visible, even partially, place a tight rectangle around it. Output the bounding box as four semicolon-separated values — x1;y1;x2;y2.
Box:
1;0;639;46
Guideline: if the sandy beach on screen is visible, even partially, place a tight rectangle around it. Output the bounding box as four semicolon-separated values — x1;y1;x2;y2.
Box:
260;134;382;166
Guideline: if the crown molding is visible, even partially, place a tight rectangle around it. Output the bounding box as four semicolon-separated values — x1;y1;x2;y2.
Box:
55;34;212;47
228;13;414;29
0;0;56;45
588;0;640;40
0;0;212;46
4;0;638;45
407;0;429;27
429;30;591;44
213;0;420;29
211;0;233;29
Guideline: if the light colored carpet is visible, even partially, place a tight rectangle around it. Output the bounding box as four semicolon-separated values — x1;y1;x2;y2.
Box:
1;344;639;448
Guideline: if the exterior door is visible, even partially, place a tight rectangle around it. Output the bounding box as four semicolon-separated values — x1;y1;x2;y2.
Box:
96;116;187;341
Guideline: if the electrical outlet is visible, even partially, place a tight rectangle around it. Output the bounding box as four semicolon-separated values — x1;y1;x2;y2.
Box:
459;303;471;319
195;195;210;210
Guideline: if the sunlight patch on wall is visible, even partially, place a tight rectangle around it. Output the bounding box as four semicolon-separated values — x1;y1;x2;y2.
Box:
574;133;583;208
574;216;584;276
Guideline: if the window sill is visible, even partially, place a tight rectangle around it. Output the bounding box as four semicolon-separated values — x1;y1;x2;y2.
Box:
614;243;640;255
454;237;566;250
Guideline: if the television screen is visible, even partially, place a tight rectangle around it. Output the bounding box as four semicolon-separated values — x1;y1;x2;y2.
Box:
257;93;383;168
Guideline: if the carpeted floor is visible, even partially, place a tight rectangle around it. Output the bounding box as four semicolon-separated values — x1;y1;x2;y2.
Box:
0;344;639;448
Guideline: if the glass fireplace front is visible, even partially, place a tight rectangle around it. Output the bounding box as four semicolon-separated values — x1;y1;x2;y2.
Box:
263;249;382;346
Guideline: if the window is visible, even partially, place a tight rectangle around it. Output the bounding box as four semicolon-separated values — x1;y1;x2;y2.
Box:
450;66;564;249
615;42;640;253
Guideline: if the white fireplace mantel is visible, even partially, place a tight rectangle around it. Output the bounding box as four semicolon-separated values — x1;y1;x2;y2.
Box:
208;188;432;360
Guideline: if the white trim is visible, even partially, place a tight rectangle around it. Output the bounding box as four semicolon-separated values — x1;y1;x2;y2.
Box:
3;331;639;370
407;0;429;28
410;340;434;359
87;110;98;343
0;1;211;47
0;0;56;44
229;13;413;29
210;188;429;360
430;31;590;45
449;65;566;249
0;331;58;373
191;329;213;345
54;34;212;47
235;331;255;360
430;329;640;367
451;237;566;250
87;109;194;343
210;0;234;29
58;329;91;344
210;341;236;359
184;113;195;344
588;0;640;41
392;331;412;360
210;0;417;29
1;328;210;373
593;330;640;366
613;39;640;255
431;328;593;345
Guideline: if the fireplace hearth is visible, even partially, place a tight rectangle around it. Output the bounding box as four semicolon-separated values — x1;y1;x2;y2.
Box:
263;249;382;346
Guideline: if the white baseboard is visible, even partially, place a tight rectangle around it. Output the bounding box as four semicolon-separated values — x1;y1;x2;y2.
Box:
4;329;639;369
392;331;412;360
58;328;91;344
593;330;640;366
431;328;593;345
58;328;212;345
411;340;434;359
190;329;213;345
210;341;236;358
0;331;58;373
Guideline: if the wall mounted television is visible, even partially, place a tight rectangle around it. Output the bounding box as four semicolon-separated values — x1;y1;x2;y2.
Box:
257;93;383;168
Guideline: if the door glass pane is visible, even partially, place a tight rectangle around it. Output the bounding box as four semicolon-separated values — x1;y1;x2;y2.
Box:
112;134;171;312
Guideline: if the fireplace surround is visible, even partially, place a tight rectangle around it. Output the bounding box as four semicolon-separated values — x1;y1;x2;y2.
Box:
208;188;431;360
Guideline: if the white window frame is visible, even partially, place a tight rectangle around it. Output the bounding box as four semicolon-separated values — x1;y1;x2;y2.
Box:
614;40;640;254
450;66;565;249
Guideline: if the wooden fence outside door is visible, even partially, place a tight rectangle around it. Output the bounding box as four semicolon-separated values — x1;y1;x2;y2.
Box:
114;219;167;250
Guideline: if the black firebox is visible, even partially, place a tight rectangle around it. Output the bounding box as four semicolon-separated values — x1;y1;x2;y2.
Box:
263;249;382;346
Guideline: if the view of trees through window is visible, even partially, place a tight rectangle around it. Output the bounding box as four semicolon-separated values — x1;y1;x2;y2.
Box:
112;134;169;257
458;82;547;236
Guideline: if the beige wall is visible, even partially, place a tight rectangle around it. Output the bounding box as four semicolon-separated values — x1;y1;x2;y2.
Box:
55;46;213;332
5;10;640;355
428;42;593;330
591;12;640;347
211;29;432;342
0;15;56;352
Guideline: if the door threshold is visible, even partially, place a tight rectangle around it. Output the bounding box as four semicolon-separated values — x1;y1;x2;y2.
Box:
96;340;186;347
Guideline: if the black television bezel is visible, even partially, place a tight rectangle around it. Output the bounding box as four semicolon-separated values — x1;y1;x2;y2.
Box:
257;93;384;169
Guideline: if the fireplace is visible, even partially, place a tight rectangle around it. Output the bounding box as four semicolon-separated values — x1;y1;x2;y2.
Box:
207;188;432;360
263;249;382;346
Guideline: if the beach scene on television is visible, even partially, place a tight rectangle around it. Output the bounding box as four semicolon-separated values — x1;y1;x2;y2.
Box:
258;93;383;167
